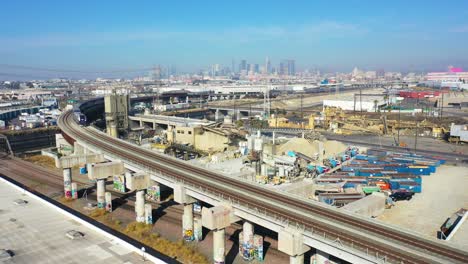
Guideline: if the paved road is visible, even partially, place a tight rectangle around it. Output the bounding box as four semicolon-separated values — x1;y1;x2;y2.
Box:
323;132;468;163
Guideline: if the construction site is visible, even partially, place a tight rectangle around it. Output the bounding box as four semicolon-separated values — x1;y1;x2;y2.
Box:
2;86;468;264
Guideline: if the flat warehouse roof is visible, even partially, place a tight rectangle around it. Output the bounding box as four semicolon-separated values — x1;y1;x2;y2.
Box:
0;180;143;264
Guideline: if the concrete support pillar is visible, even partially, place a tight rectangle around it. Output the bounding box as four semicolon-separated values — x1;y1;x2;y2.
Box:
215;109;220;121
74;142;85;155
290;254;305;264
240;221;256;261
202;205;238;264
135;190;145;222
213;228;226;264
153;122;156;130
96;179;106;208
63;168;72;199
243;221;254;245
145;204;153;224
194;217;203;241
183;203;194;241
111;124;118;137
105;192;112;212
278;228;310;264
311;250;330;264
71;182;78;199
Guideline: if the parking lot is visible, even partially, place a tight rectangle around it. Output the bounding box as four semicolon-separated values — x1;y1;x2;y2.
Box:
377;165;468;250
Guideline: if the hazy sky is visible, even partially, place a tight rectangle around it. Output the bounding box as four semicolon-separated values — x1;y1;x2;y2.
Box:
1;0;468;79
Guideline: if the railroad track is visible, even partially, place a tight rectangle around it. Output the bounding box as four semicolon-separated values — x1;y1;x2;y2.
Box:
250;128;468;162
0;157;287;256
60;110;468;264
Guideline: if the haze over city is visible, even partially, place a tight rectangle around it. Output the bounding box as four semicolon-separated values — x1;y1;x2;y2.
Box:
2;0;468;79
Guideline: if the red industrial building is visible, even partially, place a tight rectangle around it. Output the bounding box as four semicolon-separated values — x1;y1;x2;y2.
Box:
398;90;447;99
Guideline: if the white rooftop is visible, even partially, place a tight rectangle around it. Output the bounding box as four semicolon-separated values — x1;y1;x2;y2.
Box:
0;179;143;264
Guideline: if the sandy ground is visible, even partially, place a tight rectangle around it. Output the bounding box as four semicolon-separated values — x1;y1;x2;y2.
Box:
271;88;385;110
207;87;384;111
377;165;468;250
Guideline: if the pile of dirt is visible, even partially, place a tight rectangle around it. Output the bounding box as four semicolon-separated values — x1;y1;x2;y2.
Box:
323;140;347;157
278;138;318;157
278;138;347;158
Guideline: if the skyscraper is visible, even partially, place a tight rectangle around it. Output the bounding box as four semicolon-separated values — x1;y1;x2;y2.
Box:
265;57;271;74
279;59;295;75
239;60;247;72
211;64;221;77
254;64;260;73
170;65;177;76
152;66;162;80
288;60;295;76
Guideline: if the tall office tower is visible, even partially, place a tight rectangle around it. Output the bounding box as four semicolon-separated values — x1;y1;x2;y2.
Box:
248;64;256;74
279;60;287;75
265;56;271;74
288;59;295;76
231;59;236;74
239;59;247;72
170;65;177;76
105;92;130;137
164;66;170;78
211;64;221;77
279;59;296;75
352;67;360;77
152;66;162;80
254;64;260;73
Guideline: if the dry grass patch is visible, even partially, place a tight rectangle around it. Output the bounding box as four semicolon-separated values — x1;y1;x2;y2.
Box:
89;210;208;263
23;155;56;169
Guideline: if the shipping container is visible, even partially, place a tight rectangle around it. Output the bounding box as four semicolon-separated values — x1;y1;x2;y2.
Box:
389;181;400;190
362;186;381;194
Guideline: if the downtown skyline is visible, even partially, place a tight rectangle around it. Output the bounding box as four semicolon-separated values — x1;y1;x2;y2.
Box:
1;1;468;79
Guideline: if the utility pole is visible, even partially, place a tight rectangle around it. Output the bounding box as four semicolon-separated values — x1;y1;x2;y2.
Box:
300;94;304;119
414;120;419;153
398;101;401;145
353;94;356;114
359;87;363;118
233;95;236;121
440;92;444;120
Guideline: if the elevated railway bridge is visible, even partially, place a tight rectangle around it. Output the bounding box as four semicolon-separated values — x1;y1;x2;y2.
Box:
58;108;468;264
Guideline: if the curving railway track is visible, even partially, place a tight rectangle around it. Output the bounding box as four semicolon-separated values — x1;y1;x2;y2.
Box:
59;110;468;264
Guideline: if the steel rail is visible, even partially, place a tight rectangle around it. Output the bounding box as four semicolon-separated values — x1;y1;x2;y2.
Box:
59;111;468;264
81;126;466;263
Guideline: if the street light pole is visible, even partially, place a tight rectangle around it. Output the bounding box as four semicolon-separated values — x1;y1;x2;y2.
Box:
414;121;419;153
398;101;401;146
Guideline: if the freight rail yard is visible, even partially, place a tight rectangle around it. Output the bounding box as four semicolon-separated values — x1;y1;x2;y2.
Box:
1;82;467;264
0;81;468;263
61;105;468;261
2;81;468;263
